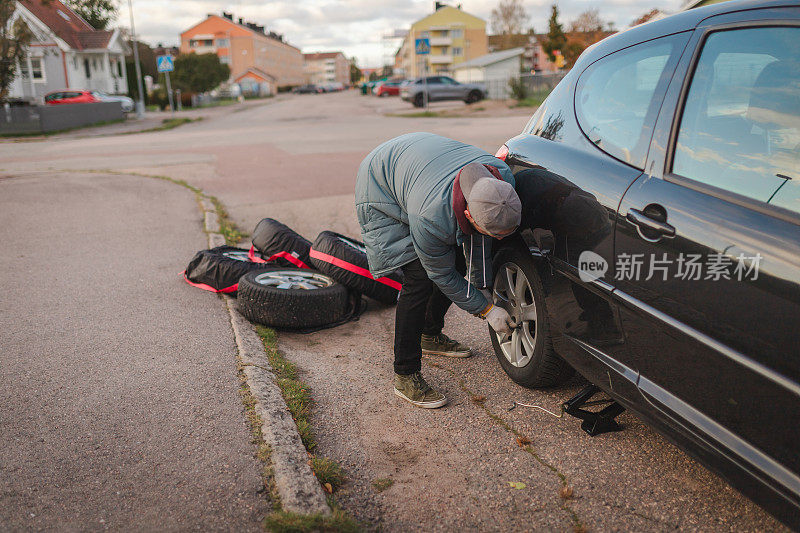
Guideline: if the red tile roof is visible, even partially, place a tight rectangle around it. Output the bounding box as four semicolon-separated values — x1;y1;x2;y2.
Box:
20;0;113;50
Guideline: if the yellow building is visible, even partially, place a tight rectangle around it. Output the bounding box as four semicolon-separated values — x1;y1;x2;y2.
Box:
396;3;488;78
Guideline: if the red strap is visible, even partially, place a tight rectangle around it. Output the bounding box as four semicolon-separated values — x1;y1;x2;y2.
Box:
249;245;310;269
182;271;238;293
309;248;402;291
266;251;310;269
248;246;268;263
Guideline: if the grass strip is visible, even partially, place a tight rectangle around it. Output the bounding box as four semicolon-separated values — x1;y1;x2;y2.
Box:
256;326;361;531
513;89;553;108
121;117;202;135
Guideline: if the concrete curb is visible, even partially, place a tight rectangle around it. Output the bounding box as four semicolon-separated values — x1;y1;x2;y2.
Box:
198;197;330;516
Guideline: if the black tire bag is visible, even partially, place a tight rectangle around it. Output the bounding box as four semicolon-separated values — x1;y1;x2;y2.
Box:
251;218;312;268
184;246;276;294
309;231;402;305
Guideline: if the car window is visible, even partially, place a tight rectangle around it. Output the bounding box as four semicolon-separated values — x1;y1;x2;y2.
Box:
440;77;457;85
672;27;800;215
576;34;684;169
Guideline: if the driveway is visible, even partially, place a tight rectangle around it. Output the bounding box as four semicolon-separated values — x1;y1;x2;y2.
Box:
0;91;785;531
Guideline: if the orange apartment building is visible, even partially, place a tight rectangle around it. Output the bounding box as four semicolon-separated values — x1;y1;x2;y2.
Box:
180;13;304;90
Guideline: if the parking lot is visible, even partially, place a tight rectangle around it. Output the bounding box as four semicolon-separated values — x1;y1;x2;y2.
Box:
0;90;786;531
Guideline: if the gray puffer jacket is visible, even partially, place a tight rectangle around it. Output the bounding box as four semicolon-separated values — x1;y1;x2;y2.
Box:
355;132;514;314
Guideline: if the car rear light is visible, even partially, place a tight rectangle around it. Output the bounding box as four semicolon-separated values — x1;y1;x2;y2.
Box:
495;145;509;161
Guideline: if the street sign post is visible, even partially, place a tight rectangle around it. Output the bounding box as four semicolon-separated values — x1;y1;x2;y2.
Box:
414;38;430;109
157;55;175;113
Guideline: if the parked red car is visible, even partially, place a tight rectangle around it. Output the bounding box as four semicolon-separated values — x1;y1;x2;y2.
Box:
44;90;99;105
375;81;401;97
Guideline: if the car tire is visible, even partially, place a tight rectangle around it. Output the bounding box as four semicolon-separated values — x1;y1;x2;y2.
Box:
489;244;574;388
309;231;402;305
237;268;351;329
184;246;278;294
465;90;483;104
413;94;425;108
251;218;312;267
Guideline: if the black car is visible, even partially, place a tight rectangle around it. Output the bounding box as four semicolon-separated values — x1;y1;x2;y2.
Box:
491;0;799;528
292;84;322;94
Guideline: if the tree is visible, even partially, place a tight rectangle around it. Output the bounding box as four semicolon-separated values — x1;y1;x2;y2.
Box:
541;5;566;63
569;9;604;33
172;53;230;94
349;57;362;85
0;1;33;101
490;0;529;36
631;8;663;27
66;0;117;30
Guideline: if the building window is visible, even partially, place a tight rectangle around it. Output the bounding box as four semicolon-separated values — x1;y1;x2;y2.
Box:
419;31;430;38
452;47;463;56
84;59;91;79
19;57;45;82
216;38;229;47
452;29;463;38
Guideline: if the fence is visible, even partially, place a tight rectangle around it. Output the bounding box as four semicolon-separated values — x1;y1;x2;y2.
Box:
482;72;567;100
0;102;124;135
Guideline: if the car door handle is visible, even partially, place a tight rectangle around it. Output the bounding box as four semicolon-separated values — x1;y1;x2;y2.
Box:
627;208;676;237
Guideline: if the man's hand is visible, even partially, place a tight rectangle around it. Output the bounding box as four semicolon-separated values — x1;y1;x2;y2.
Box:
486;306;516;336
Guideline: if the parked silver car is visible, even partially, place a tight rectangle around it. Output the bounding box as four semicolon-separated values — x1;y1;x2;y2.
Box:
91;91;135;113
400;76;485;107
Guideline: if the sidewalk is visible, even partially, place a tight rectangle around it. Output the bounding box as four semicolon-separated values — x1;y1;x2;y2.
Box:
0;172;268;530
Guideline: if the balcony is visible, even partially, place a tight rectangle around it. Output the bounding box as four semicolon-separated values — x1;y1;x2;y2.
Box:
428;54;453;64
429;36;452;46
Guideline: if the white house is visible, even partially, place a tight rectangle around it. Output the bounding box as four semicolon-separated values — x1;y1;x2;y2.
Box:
453;47;525;99
8;0;129;102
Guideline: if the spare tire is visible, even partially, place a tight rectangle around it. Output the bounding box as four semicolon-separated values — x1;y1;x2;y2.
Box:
309;231;402;305
251;218;312;268
184;246;277;294
237;268;350;329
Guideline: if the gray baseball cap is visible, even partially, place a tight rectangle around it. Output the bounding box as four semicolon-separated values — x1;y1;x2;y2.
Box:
459;162;521;236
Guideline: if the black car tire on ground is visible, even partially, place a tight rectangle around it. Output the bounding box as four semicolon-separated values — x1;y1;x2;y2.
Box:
251;218;312;267
465;90;483;104
237;268;351;329
309;231;402;305
489;244;574;388
184;246;278;293
413;93;425;108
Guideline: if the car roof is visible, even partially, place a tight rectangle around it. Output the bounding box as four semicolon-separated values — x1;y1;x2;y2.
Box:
584;0;799;62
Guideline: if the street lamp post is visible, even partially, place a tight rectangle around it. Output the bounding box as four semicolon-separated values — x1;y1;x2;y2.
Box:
127;0;146;118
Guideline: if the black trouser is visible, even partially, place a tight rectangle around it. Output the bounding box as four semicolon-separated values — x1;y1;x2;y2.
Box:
394;251;466;375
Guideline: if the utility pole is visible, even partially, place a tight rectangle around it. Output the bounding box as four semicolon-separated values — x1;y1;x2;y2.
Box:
127;0;146;118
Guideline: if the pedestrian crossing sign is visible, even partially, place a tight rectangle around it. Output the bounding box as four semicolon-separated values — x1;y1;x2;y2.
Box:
157;55;174;73
415;38;431;55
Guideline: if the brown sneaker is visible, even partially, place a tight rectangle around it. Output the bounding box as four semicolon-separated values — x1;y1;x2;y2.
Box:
393;372;448;409
421;333;472;358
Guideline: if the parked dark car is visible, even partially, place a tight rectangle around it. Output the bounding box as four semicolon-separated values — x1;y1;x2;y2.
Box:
491;0;800;528
44;90;98;105
292;84;322;94
400;76;484;107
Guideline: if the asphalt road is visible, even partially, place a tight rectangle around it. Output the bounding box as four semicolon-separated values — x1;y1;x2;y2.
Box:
0;173;267;530
0;91;786;531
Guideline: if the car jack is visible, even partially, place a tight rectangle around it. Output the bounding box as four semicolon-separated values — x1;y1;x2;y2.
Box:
561;385;625;437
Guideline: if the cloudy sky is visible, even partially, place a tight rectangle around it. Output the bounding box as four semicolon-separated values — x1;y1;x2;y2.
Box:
129;0;684;67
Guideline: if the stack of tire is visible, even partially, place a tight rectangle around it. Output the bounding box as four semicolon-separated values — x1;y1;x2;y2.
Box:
185;218;403;331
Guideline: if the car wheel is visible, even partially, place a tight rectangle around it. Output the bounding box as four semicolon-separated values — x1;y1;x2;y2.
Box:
237;268;351;329
489;245;574;388
413;94;425;108
465;90;483;104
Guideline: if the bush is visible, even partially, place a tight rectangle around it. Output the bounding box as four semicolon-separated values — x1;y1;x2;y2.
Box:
508;77;530;101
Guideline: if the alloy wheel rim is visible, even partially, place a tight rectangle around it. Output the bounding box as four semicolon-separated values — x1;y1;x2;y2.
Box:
492;262;537;368
254;270;333;290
